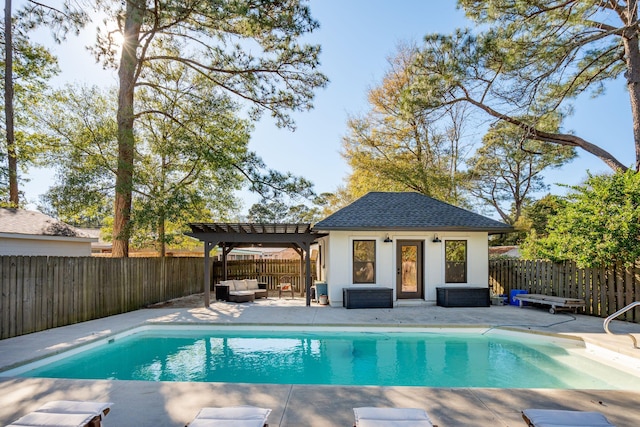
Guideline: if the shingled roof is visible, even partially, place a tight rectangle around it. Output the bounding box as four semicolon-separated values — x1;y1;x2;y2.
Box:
313;192;512;234
0;208;93;238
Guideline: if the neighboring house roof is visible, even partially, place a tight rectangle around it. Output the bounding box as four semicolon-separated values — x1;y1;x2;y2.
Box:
313;192;513;234
0;208;95;240
76;228;112;251
249;247;300;259
489;245;521;258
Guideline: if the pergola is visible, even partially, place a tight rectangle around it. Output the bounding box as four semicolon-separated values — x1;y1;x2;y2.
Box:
186;223;327;307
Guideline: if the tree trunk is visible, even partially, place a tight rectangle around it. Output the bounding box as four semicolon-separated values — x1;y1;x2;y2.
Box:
112;1;143;257
4;0;17;206
621;1;640;172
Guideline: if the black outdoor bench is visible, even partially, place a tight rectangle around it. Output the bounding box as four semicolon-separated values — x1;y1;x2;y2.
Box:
436;286;490;307
343;287;393;309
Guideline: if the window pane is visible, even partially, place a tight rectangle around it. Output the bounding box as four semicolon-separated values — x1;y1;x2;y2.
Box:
445;240;467;283
353;240;375;283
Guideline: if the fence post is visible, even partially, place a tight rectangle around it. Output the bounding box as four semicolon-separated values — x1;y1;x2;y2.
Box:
625;265;634;321
634;263;640;322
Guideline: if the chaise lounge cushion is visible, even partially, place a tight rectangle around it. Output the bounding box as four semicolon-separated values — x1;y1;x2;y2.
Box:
522;409;615;427
354;407;434;427
189;406;271;427
8;411;101;426
8;400;112;427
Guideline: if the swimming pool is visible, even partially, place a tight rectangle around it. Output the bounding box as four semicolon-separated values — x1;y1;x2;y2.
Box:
5;326;640;390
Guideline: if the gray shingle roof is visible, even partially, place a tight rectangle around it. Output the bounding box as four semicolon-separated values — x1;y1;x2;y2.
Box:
313;192;513;233
0;208;93;238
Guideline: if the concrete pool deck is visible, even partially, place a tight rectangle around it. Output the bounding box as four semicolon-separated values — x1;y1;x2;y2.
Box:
1;297;639;426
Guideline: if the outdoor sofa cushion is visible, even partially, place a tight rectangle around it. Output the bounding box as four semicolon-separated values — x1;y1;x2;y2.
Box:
219;279;234;289
245;279;267;298
228;291;255;303
233;279;248;291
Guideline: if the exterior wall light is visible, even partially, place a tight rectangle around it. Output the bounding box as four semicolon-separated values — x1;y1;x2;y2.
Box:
432;234;441;243
383;234;392;243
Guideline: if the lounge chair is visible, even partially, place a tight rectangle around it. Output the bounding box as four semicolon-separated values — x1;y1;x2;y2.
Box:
353;407;435;427
187;406;271;427
522;409;615;426
7;400;112;427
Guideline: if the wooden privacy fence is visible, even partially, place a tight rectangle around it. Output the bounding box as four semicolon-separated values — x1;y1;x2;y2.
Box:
0;256;204;340
489;259;640;322
212;259;317;293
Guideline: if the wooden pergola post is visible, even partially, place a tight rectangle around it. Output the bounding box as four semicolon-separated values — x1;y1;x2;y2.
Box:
203;241;215;307
303;242;312;306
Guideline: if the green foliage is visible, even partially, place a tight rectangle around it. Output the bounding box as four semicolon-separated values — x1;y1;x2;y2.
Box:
524;194;567;237
37;53;318;254
1;1;90;205
411;1;637;171
97;0;328;129
16;1;89;43
489;216;528;246
99;0;328;255
458;0;623;105
0;12;62;205
466;116;575;224
35;73;249;252
35;85;123;226
342;45;469;206
247;193;330;224
319;188;355;217
521;170;640;267
491;194;567;246
248;201;311;223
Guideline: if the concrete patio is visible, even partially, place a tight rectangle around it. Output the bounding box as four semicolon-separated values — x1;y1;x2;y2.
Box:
1;296;639;426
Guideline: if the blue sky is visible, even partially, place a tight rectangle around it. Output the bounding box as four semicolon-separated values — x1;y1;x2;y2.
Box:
22;1;634;214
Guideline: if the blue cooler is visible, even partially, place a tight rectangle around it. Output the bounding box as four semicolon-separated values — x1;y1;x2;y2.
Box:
314;282;327;302
510;289;528;305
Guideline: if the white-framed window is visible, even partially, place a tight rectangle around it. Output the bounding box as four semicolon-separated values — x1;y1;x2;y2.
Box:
444;239;467;283
353;239;376;284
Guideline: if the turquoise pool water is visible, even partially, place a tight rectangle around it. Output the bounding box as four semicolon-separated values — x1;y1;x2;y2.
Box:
14;328;640;389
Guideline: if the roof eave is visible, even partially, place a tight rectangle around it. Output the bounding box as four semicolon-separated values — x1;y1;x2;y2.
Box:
0;232;98;242
312;225;513;234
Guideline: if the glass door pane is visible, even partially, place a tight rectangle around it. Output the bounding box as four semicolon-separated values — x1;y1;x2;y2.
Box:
401;245;418;292
396;240;423;299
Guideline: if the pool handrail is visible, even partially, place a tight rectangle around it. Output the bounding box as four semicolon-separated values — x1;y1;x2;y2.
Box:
603;301;640;349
